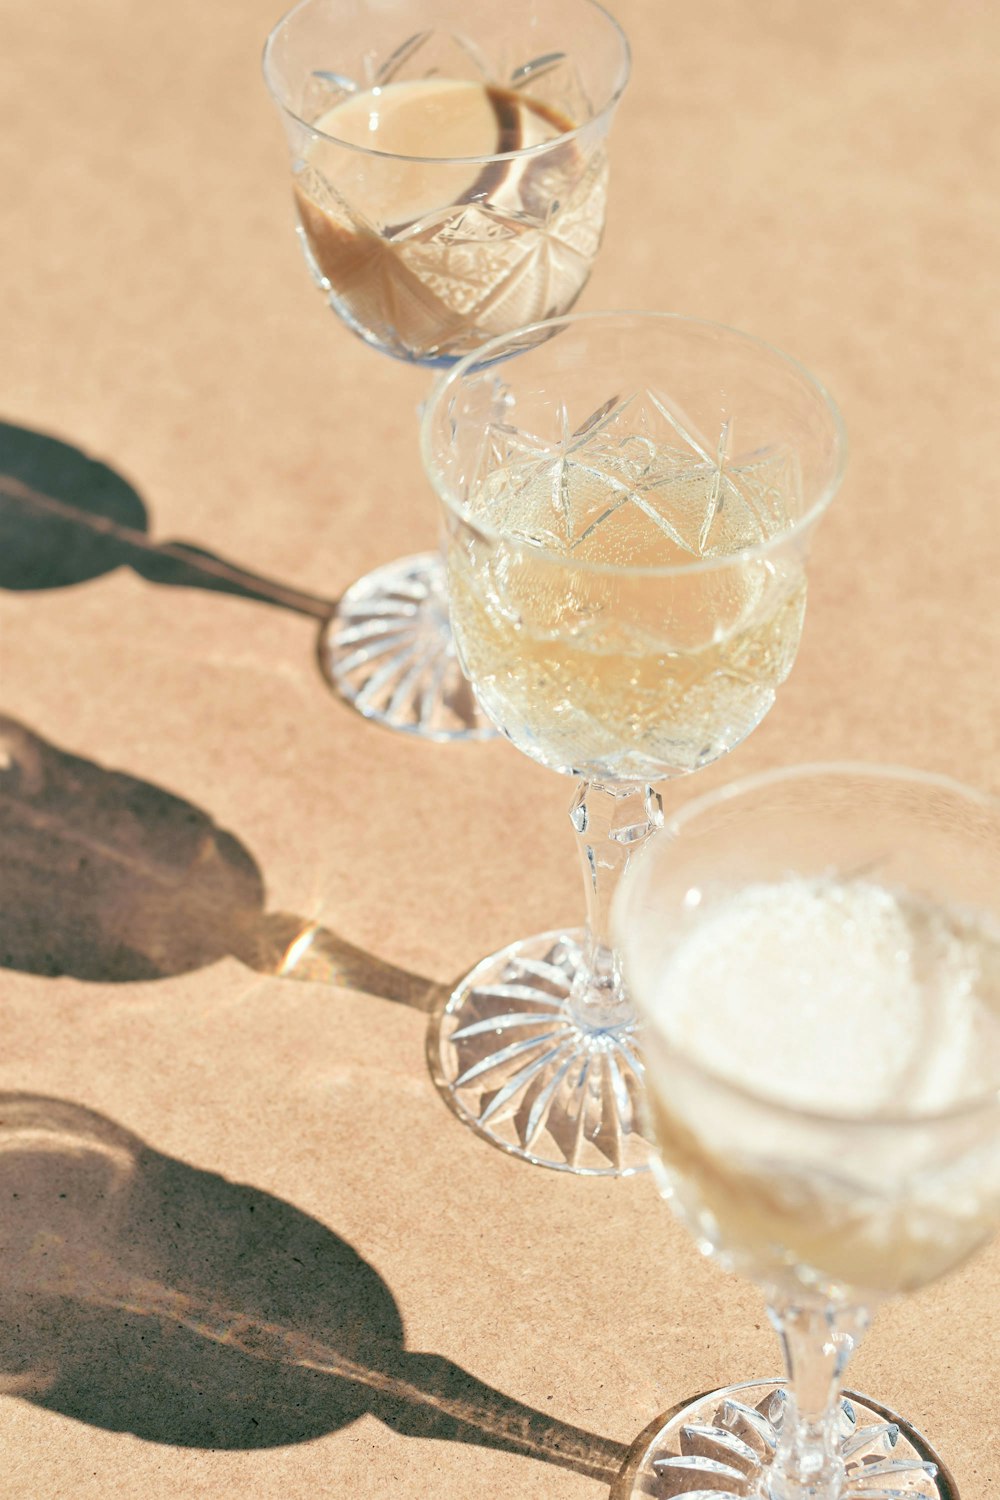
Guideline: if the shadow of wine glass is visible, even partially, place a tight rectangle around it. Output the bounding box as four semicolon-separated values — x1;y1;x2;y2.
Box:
0;418;334;616
0;712;446;1011
0;1093;628;1483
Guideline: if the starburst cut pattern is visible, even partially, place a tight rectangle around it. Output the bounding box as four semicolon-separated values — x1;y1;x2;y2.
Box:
637;1385;946;1498
296;171;607;360
433;930;652;1175
319;553;493;740
469;386;802;559
393;166;607;342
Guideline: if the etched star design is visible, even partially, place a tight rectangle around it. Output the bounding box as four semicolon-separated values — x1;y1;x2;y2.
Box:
471;387;797;558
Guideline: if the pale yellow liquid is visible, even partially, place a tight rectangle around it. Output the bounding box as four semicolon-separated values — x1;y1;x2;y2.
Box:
649;1090;1000;1296
293;78;606;361
638;878;1000;1297
447;436;806;779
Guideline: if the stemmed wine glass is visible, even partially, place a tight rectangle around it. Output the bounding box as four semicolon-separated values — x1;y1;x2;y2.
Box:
420;311;846;1174
262;0;630;740
613;763;1000;1500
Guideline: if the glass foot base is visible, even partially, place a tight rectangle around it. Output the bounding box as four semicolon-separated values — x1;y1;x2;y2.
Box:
428;929;654;1176
318;552;495;741
613;1380;958;1499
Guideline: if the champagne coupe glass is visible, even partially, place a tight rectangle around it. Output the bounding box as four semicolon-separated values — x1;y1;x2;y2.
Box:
262;0;630;740
613;763;1000;1500
420;311;846;1174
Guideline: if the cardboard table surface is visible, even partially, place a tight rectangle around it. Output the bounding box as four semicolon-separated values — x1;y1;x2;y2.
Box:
1;0;998;1495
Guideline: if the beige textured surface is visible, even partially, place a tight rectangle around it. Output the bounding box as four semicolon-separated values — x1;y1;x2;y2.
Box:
1;0;998;1495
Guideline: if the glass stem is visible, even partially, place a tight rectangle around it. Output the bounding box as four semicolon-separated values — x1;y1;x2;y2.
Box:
765;1298;871;1500
567;779;663;1025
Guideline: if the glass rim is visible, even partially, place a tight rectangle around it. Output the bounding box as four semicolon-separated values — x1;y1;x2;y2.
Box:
620;759;1000;1131
262;0;631;165
420;310;848;580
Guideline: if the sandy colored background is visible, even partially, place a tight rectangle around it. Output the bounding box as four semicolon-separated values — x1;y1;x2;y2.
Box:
1;0;998;1495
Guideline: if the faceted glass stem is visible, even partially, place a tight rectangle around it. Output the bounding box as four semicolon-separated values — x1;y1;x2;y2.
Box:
765;1299;871;1500
567;780;663;1027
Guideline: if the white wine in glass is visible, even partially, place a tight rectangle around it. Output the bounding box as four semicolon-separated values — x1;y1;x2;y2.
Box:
450;442;808;780
614;764;1000;1499
421;312;845;1174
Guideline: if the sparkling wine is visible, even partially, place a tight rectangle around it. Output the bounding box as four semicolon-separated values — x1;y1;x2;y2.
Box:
634;876;1000;1295
293;77;607;361
446;434;806;780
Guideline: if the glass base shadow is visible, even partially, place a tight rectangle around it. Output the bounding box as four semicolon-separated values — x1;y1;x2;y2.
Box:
0;1093;629;1484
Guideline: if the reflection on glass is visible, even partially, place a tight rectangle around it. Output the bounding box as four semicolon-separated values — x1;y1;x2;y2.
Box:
421;312;844;1174
614;764;1000;1498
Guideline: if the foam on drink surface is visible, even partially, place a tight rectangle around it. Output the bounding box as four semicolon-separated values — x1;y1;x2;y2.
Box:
645;876;1000;1116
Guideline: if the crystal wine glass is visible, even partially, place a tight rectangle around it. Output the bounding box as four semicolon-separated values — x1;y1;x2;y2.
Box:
613;763;1000;1499
420;311;846;1173
262;0;630;740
